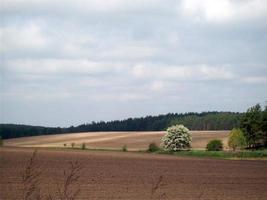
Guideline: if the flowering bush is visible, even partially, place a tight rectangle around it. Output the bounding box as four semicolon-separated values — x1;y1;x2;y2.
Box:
161;124;192;151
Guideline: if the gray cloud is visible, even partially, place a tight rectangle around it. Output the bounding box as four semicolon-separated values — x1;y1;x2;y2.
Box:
1;0;267;126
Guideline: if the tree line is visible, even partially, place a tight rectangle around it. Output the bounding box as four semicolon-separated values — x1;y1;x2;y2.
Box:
0;112;242;139
223;103;267;150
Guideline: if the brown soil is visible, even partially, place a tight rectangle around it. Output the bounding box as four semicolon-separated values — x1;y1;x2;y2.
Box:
4;131;229;150
1;147;267;200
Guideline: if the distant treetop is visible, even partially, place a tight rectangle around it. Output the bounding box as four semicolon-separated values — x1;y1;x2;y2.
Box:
0;111;242;139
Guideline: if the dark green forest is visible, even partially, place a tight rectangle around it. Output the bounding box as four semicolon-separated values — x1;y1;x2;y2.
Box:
0;112;242;139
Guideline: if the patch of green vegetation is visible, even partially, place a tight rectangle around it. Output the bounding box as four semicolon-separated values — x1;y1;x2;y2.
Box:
147;142;160;152
122;144;128;152
71;142;75;148
18;145;267;160
156;149;267;159
81;143;86;150
206;139;223;151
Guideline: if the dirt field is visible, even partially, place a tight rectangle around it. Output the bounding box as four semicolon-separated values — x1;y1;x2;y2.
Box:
4;131;229;150
1;147;267;200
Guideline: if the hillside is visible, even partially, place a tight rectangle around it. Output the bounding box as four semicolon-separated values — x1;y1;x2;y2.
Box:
4;131;229;150
0;111;242;139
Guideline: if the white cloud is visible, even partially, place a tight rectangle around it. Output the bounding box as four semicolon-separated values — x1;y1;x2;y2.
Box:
199;65;235;80
160;67;192;79
132;65;148;78
0;22;48;52
1;0;165;15
118;93;148;102
131;64;235;81
242;76;267;84
131;65;192;80
60;35;96;56
1;0;266;126
150;81;165;92
182;0;234;22
100;44;158;60
5;59;118;75
87;92;148;102
181;0;267;23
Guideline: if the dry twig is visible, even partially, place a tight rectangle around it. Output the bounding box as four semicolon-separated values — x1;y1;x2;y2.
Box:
56;160;82;200
21;150;42;200
150;175;165;199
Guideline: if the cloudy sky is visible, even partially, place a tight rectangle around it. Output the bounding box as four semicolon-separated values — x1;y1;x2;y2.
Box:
1;0;267;127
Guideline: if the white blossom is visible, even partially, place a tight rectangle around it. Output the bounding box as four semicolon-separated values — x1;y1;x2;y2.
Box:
161;124;192;151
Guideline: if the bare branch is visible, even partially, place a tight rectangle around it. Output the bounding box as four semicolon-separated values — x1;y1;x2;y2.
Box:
56;160;82;200
21;150;42;200
150;175;165;199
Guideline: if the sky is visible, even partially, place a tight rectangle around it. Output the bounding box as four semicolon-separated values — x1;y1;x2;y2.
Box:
1;0;267;127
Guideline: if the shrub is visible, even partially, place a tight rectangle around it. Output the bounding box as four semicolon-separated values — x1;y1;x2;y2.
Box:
63;143;67;147
81;143;86;150
206;139;223;151
228;128;246;151
71;142;75;148
147;142;160;152
161;124;191;151
122;144;127;152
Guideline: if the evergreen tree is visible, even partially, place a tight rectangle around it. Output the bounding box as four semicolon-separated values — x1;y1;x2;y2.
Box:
241;104;263;148
262;104;267;146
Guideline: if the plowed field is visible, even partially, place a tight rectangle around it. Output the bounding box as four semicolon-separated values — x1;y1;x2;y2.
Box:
1;147;267;200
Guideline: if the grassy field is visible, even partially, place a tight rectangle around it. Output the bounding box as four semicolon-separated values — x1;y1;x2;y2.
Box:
4;130;229;150
157;149;267;159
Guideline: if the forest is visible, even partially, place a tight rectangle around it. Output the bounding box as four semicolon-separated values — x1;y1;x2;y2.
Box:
0;112;242;139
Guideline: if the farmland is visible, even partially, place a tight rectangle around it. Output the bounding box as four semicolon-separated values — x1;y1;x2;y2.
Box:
1;131;267;199
1;147;267;200
4;130;229;150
